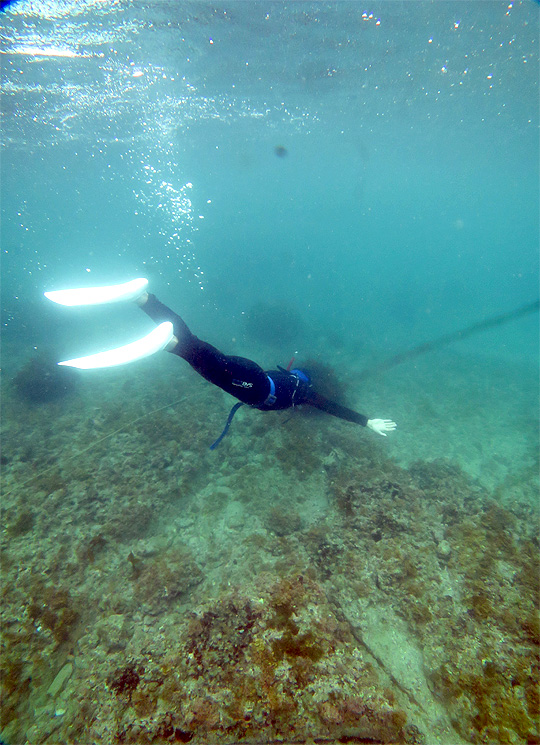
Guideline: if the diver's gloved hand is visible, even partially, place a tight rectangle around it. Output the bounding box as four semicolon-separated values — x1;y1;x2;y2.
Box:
367;418;397;437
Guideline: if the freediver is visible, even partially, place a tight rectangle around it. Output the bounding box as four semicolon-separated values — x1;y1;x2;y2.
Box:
44;279;397;448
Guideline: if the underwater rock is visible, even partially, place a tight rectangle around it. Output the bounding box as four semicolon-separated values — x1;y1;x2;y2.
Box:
47;663;73;698
265;505;303;536
14;353;78;403
436;539;452;560
100;575;411;744
133;547;204;614
96;614;128;653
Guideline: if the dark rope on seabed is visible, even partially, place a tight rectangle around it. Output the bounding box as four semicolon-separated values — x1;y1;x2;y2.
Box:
358;299;540;381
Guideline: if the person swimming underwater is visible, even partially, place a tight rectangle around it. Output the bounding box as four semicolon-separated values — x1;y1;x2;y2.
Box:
44;278;397;448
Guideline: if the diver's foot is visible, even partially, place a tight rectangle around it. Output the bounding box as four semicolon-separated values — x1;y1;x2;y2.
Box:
135;290;149;307
44;278;149;306
165;334;179;352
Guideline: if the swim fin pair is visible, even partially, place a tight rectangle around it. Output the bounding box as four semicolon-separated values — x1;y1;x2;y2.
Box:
44;278;175;369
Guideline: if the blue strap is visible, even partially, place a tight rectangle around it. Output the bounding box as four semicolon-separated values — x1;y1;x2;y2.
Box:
209;402;245;450
210;376;276;450
264;375;276;406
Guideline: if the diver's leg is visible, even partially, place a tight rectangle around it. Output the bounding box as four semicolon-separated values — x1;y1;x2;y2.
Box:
138;293;270;406
44;280;269;401
137;291;195;355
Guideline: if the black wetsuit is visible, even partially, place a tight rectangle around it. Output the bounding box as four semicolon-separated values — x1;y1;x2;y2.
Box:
142;293;369;428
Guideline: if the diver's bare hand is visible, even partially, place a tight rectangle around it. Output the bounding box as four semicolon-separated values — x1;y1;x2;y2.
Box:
367;419;397;437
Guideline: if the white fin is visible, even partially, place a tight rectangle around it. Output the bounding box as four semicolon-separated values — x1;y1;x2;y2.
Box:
44;278;148;306
58;322;174;369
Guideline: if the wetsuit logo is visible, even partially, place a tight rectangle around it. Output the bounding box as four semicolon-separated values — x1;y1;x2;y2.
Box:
232;380;253;388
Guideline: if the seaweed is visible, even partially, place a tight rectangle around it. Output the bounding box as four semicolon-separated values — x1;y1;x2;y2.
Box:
13;353;78;403
107;664;142;699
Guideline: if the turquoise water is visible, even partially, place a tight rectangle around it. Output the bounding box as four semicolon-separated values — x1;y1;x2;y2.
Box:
1;3;539;745
2;1;538;361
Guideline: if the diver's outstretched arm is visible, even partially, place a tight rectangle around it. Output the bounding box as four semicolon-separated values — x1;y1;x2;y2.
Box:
306;391;397;436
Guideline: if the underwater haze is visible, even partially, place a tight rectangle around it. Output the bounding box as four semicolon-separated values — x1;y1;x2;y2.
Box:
1;2;539;745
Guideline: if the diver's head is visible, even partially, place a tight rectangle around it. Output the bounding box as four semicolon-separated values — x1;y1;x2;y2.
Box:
290;368;311;385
